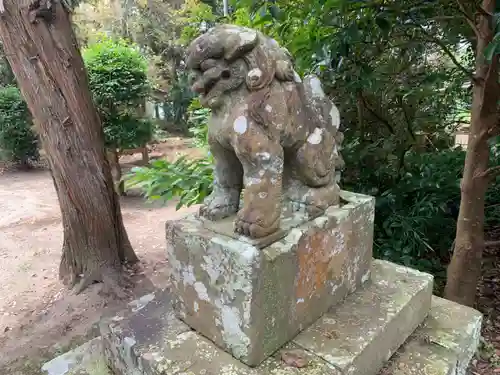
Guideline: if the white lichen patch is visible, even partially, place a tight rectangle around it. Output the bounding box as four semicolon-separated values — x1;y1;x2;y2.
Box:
182;265;196;286
330;104;341;129
202;252;225;286
167;331;193;349
309;76;326;98
269;38;280;47
194;282;210;301
361;269;371;283
233;116;248;134
128;293;155;312
220;305;251;358
258;192;268;199
256;151;271;160
245;177;262;186
293;70;302;83
265;104;273;112
238;30;257;46
123;336;136;351
248;68;263;79
307;127;324;145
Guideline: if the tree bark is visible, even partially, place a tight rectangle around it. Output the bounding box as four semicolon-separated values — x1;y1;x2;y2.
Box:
444;0;499;306
0;0;138;296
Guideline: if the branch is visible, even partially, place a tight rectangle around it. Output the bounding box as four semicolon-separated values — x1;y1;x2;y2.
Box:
477;5;494;17
408;20;475;79
398;96;417;141
485;240;500;247
475;165;500;181
359;92;395;134
423;36;475;79
455;0;480;34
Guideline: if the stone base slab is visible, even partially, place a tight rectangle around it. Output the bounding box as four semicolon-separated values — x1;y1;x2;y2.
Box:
293;259;433;375
166;190;375;366
380;296;482;375
97;260;482;375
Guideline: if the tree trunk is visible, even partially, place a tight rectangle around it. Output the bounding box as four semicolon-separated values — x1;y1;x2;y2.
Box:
108;149;125;196
0;0;138;296
444;0;499;306
141;145;149;164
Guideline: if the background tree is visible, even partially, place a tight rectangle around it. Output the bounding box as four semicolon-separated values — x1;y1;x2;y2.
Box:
0;0;138;296
0;86;38;168
444;0;500;306
83;36;153;193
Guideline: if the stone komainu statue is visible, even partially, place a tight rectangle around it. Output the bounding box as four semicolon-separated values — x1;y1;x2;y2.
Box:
186;24;344;239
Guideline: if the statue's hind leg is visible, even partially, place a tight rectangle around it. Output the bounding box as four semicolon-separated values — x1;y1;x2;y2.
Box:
285;129;340;216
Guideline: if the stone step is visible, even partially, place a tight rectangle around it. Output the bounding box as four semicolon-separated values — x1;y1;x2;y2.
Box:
380;296;482;375
98;259;443;375
42;290;482;375
293;259;434;375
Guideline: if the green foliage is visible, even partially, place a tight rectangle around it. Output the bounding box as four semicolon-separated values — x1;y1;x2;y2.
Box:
83;37;153;150
124;97;212;207
484;12;500;61
342;145;500;287
125;156;213;209
83;37;149;107
162;71;196;130
186;98;210;148
0;86;38;165
178;0;219;43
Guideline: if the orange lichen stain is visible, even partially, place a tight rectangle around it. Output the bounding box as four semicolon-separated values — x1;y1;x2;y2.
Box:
295;229;343;317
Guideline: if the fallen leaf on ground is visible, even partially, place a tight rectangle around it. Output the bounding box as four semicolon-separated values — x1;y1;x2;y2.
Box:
281;349;309;368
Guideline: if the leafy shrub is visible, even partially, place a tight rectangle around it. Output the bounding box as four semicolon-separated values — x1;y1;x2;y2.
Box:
342;146;500;288
125;156;213;209
83;37;153;150
186;98;209;148
124;98;212;207
0;86;38;165
162;71;196;132
367;150;466;277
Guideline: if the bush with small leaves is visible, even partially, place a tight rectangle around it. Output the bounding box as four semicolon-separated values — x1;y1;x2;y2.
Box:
83;37;153;150
0;86;38;167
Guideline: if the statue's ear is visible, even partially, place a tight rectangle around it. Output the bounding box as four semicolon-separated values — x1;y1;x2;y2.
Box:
223;29;259;61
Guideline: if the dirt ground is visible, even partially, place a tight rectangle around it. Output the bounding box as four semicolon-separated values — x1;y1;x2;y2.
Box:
0;139;201;374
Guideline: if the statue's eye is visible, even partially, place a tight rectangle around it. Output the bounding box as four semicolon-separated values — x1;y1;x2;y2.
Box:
221;70;231;79
188;71;200;84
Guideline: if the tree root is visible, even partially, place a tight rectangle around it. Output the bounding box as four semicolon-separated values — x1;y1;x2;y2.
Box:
72;267;132;300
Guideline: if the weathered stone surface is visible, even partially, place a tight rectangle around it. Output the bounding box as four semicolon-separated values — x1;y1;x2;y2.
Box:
100;261;481;375
380;296;482;375
101;289;340;375
186;24;344;239
41;337;109;375
293;260;433;375
166;190;374;366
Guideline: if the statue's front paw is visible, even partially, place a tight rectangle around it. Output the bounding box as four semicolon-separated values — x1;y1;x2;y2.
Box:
234;208;280;238
199;194;238;221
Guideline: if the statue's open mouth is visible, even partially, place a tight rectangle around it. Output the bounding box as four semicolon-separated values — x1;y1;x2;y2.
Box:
201;80;217;97
192;64;231;98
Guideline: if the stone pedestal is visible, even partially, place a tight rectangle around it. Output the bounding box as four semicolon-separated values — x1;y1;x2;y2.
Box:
98;260;481;375
166;190;375;366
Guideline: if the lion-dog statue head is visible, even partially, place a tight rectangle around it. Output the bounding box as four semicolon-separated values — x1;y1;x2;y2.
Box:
186;24;296;109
